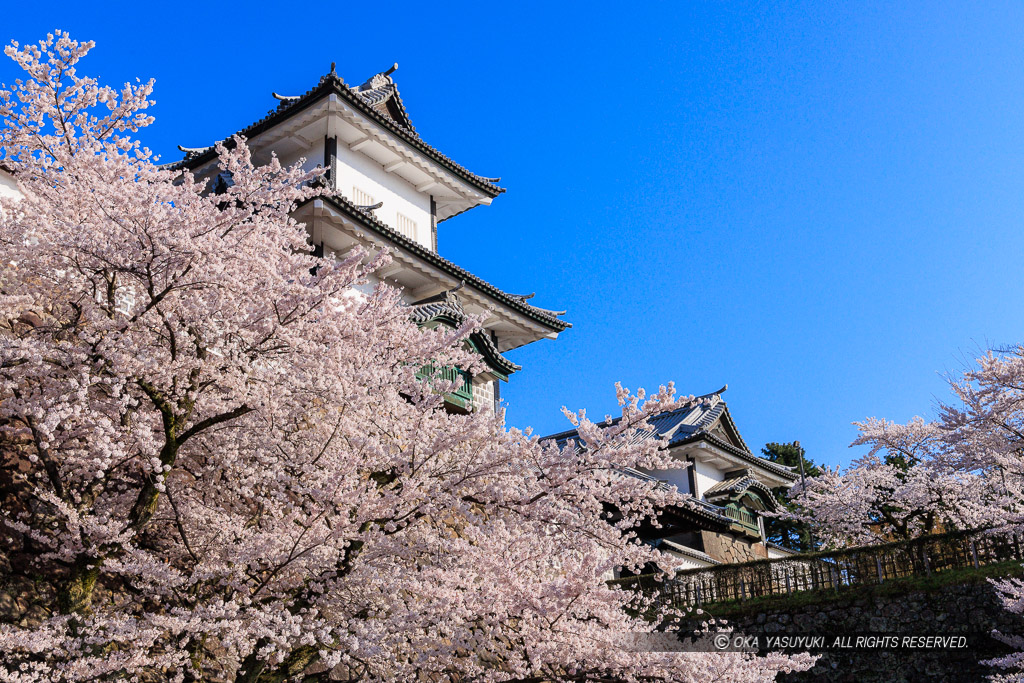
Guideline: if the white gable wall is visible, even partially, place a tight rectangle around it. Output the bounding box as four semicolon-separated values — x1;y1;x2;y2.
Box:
265;134;434;252
644;464;692;495
691;458;725;500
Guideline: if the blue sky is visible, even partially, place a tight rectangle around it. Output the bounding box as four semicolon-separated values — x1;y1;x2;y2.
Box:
4;3;1024;468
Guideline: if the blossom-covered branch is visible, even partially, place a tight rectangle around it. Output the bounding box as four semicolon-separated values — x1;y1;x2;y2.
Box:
0;32;811;682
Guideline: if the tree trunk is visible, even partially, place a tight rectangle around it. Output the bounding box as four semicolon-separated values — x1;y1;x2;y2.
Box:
57;558;101;614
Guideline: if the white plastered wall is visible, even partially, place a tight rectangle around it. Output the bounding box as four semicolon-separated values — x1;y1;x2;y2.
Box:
645;460;693;495
691;458;725;500
666;551;716;570
766;545;794;560
271;139;432;250
0;170;22;201
332;144;432;250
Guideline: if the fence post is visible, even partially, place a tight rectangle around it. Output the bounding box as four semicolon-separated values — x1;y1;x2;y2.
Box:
739;577;747;601
875;556;884;583
923;550;931;575
969;539;980;569
785;569;792;594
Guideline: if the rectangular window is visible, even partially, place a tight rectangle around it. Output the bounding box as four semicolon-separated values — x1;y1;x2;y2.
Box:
352;186;374;206
396;212;417;240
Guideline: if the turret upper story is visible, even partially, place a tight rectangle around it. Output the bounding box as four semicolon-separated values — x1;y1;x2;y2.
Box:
168;63;504;252
166;63;570;410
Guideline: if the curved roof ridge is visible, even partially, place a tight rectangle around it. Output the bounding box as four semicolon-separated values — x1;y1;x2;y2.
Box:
408;290;521;377
704;473;782;511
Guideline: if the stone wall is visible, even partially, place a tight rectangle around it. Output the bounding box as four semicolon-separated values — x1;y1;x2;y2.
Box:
699;575;1023;682
700;529;770;564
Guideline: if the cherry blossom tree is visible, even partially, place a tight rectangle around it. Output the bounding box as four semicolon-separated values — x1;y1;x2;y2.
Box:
987;574;1024;682
0;33;813;682
782;417;1007;547
783;347;1024;679
939;348;1024;682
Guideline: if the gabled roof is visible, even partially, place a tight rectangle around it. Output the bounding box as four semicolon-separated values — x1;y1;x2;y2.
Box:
166;64;504;199
350;64;417;133
409;289;521;379
621;468;733;530
310;193;570;333
542;386;797;482
704;473;782;511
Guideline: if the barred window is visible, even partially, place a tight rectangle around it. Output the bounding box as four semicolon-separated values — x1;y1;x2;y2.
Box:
352;186;374;206
396;212;417;240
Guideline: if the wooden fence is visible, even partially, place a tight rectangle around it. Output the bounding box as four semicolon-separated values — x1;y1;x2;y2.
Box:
611;525;1024;610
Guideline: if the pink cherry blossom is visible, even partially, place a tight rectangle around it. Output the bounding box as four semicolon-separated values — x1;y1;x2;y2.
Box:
783;347;1024;678
0;33;813;682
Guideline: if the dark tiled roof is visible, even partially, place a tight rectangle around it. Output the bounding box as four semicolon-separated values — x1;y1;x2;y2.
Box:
620;469;733;529
350;67;416;134
409;290;521;377
704;473;782;511
408;291;467;325
674;431;797;481
671;431;797;481
312;193;570;333
167;66;504;198
660;540;721;565
542;388;797;482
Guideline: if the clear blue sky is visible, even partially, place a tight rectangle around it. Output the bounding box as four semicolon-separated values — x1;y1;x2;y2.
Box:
4;3;1024;468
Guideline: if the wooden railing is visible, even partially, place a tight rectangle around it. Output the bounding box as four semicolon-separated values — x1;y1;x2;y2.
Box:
611;525;1024;610
416;364;473;410
722;506;759;530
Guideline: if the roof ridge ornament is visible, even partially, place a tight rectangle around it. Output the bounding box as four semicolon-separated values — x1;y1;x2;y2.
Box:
529;306;567;317
356;201;383;212
177;145;212;159
694;384;728;406
356;63;401;93
272;92;300;102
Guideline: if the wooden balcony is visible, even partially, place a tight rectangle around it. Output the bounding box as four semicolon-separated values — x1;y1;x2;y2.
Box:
722;505;761;537
722;506;757;528
417;364;474;411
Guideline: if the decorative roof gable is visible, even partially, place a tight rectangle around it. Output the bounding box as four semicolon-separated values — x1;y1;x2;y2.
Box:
542;386;797;482
350;64;416;133
704;472;782;511
409;289;521;379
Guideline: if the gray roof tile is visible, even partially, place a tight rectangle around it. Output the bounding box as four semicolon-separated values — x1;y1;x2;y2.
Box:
543;388;797;481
